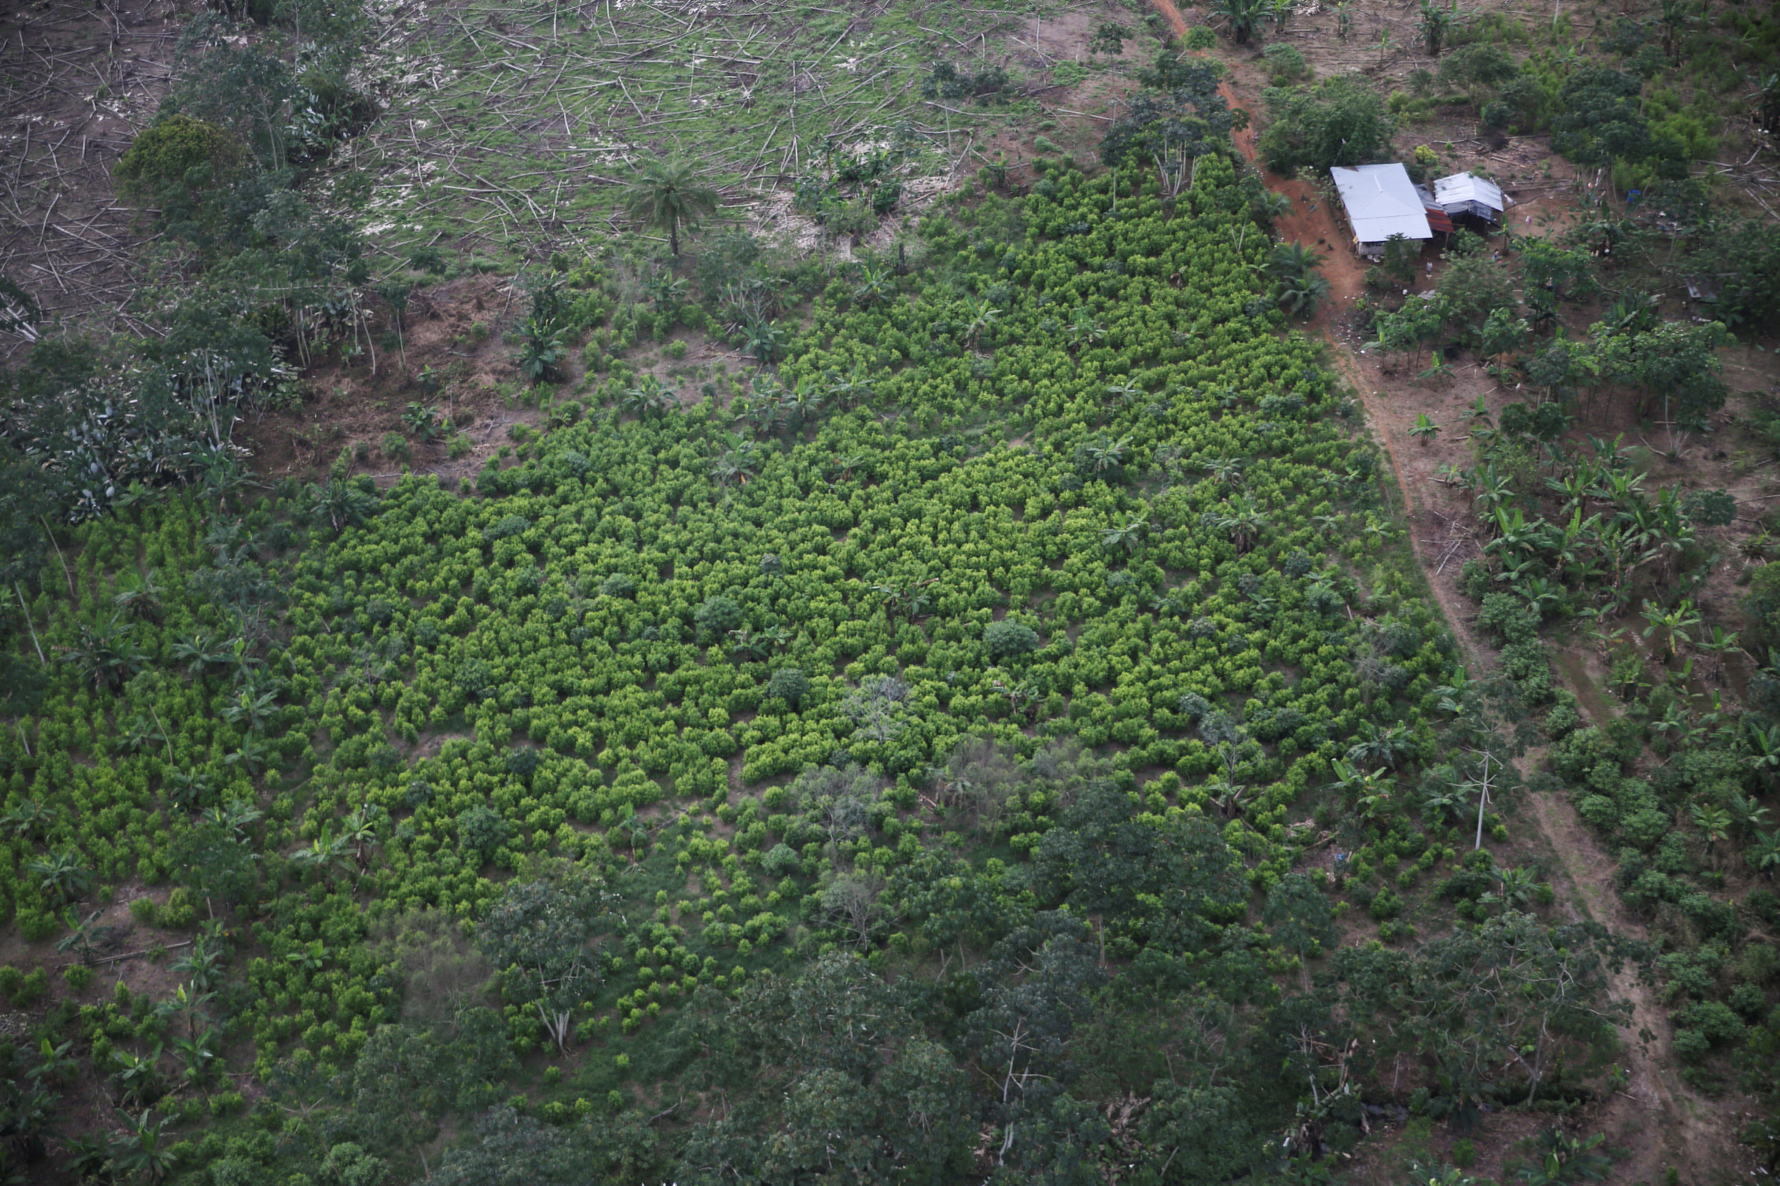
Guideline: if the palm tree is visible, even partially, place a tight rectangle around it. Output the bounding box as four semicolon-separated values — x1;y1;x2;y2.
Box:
1276;269;1332;318
622;158;720;256
309;479;377;536
1268;240;1326;280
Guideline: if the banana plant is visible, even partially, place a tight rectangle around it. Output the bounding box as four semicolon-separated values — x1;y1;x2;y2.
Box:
1214;496;1268;554
1479;865;1539;914
1101;516;1150;557
220;688;281;734
170;938;225;993
0;798;56;841
1729;792;1774;838
112;1050;165;1108
61;615;145;693
171;1030;219;1093
1749;829;1780;878
1748;722;1780;785
1691;802;1733;847
112;569;165;624
1696;625;1744;657
24;1038;78;1088
1328;760;1393;822
1639;598;1701;658
108;1109;175;1184
960;294;1000;349
25;850;91;907
1346;722;1415;770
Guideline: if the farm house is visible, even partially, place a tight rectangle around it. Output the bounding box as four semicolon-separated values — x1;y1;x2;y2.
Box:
1329;163;1433;257
1431;171;1507;226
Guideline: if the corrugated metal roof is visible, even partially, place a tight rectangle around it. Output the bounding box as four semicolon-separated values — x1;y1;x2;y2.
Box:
1330;164;1433;244
1433;171;1505;212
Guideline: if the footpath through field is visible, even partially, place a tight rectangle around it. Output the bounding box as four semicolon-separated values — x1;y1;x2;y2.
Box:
1139;0;1727;1176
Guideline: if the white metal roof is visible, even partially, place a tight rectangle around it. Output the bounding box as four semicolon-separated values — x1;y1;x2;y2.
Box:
1330;164;1433;244
1433;171;1505;212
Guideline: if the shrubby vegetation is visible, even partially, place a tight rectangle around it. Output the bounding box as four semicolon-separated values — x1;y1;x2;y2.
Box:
0;140;1643;1181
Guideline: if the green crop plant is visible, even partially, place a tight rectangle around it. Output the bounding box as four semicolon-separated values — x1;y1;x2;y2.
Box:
0;151;1653;1185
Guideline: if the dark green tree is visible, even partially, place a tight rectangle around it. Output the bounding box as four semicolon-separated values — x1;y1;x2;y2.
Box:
1550;69;1684;181
1099;53;1244;181
1334;912;1633;1115
339;1025;450;1175
1265;873;1337;988
476;867;616;1052
678;954;974;1184
1258;76;1399;175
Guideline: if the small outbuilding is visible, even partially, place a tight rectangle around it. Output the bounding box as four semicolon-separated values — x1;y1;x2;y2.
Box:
1431;171;1506;225
1330;163;1433;257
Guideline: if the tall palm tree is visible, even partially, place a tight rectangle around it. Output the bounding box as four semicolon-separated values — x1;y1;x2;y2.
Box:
622;158;720;256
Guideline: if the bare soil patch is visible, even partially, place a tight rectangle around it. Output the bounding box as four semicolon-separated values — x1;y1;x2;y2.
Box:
0;0;186;360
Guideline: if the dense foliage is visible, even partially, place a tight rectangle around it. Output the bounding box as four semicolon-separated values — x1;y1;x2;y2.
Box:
0;153;1634;1183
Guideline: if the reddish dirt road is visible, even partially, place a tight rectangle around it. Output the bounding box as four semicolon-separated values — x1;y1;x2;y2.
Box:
1141;0;1368;313
1137;0;1748;1179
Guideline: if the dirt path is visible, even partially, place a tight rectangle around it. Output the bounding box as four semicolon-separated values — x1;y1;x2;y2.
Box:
1147;0;1483;654
1136;0;1751;1175
1528;781;1741;1181
1144;0;1368;309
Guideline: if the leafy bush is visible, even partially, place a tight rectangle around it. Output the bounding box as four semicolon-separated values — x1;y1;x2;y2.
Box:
694;595;744;638
1259;76;1399;175
458;805;513;857
765;667;810;707
760;844;801;879
1262;43;1308;85
113;114;242;213
983;620;1042;661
